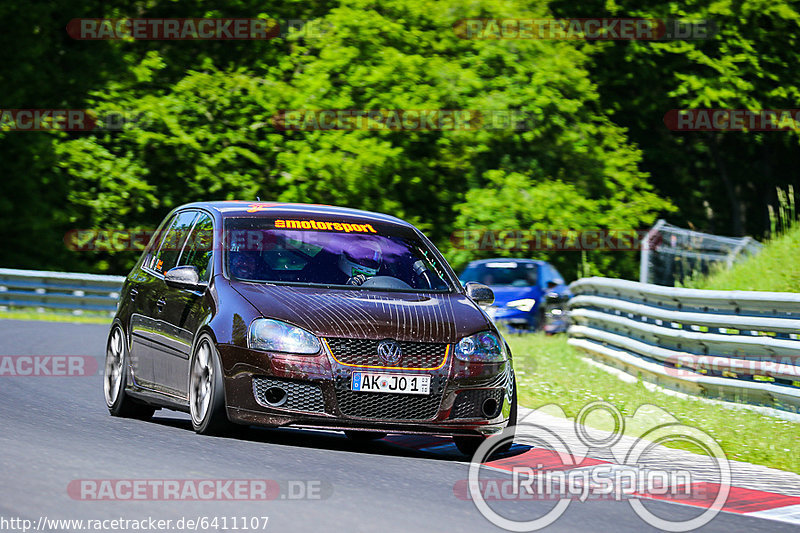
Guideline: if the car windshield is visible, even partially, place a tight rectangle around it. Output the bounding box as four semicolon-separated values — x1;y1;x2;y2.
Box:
224;217;453;292
460;261;538;287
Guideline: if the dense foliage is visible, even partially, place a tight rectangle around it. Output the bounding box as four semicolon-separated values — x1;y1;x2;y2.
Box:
1;0;797;279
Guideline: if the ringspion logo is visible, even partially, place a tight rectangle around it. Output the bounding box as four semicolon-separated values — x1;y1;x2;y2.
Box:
466;402;730;531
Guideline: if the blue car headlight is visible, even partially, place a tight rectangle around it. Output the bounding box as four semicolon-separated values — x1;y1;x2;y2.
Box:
454;331;507;362
248;318;321;355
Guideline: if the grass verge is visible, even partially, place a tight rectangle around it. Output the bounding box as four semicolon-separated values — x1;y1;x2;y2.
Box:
682;224;800;292
0;309;111;325
508;333;799;474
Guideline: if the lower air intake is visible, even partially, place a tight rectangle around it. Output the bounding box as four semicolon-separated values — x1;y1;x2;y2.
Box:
253;377;325;413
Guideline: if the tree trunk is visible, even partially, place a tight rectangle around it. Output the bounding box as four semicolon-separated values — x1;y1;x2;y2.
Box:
707;133;744;236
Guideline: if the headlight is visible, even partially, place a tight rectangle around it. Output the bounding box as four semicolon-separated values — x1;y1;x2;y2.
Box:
454;331;507;362
507;298;536;313
248;318;321;355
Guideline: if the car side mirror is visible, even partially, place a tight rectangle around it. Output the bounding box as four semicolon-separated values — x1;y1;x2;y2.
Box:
545;292;562;303
465;282;494;306
165;266;207;292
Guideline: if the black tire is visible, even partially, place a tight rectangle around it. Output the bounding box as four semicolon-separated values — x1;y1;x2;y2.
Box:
189;335;233;435
454;436;487;457
104;325;156;420
534;307;546;332
345;430;387;442
454;432;512;458
496;374;518;453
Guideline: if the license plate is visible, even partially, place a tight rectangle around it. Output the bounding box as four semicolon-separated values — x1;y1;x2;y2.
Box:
351;372;430;395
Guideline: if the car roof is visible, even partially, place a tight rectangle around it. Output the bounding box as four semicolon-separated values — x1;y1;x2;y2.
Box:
176;200;413;228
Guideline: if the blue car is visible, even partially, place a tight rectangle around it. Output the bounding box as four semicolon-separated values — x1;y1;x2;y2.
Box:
459;259;570;333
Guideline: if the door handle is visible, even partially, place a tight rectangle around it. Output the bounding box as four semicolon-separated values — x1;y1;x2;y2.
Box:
156;298;166;311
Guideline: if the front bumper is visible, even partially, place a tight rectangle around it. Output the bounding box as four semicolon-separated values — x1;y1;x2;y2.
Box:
218;342;514;438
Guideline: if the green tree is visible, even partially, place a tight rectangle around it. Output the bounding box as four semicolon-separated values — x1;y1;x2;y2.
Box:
52;0;671;278
549;0;800;238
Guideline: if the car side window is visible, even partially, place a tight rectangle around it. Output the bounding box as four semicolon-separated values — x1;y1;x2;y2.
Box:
549;265;565;285
142;214;175;271
541;264;565;288
178;213;214;281
149;211;199;275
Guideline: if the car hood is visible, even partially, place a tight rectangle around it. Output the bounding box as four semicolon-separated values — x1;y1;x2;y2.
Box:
232;283;490;343
488;286;540;307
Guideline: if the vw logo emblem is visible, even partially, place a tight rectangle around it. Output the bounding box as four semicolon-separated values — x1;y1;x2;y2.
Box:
377;340;402;364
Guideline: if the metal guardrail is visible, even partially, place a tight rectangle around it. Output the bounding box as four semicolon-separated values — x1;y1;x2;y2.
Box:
567;277;800;412
2;267;799;411
0;268;124;314
639;219;763;286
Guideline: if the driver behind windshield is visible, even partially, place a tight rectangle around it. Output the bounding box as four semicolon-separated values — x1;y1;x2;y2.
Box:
337;240;383;286
230;250;263;279
223;219;451;291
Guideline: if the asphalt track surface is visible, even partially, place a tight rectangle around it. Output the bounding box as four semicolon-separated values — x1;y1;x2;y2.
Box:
0;319;794;532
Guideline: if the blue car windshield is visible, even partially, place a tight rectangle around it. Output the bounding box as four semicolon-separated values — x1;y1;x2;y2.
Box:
460;261;538;287
224;218;453;292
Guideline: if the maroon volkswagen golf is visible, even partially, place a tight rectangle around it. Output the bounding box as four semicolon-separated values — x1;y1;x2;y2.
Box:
103;201;516;455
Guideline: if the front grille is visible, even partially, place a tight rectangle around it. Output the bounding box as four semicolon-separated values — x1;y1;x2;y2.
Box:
334;380;443;420
253;377;325;413
325;338;448;368
449;388;504;419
